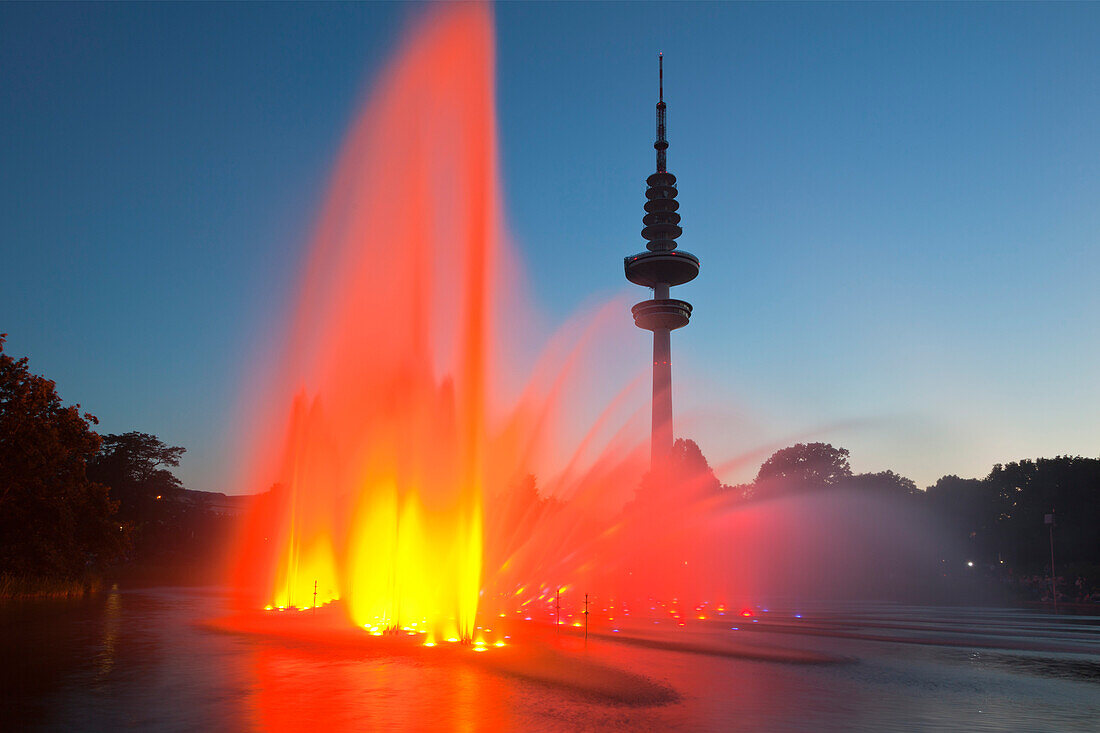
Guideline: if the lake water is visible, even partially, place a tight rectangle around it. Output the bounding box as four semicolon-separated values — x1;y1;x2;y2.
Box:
3;587;1098;731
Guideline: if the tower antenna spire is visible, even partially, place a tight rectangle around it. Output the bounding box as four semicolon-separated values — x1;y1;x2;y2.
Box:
659;52;663;102
655;54;667;173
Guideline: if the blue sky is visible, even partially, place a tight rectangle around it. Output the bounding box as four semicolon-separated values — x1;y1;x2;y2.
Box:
2;2;1098;492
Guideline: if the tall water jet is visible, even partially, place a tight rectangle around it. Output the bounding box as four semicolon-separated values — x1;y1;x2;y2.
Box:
232;5;500;643
624;55;700;469
232;8;722;640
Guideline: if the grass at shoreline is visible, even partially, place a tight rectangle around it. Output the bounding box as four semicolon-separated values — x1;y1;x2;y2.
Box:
0;573;102;600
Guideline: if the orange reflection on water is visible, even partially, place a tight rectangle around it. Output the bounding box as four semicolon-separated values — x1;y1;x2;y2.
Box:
246;644;512;733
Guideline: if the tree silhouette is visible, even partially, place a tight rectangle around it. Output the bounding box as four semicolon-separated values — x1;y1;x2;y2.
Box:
0;335;124;578
89;432;185;506
984;457;1100;567
631;438;725;508
846;470;919;496
87;431;188;558
753;442;852;497
669;438;722;494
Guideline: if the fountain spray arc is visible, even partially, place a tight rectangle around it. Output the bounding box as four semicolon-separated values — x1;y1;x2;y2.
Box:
231;5;498;645
625;56;700;468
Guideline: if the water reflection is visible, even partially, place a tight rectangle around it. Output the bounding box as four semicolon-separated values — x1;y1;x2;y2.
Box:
94;586;121;681
2;588;1098;731
246;641;518;731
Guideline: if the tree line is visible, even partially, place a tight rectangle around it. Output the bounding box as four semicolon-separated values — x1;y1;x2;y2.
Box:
0;336;233;593
2;335;1097;597
664;438;1100;578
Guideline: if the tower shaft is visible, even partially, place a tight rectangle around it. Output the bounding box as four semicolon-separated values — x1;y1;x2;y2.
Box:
651;326;672;465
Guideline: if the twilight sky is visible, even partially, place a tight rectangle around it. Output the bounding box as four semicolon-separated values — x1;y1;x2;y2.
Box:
2;2;1098;492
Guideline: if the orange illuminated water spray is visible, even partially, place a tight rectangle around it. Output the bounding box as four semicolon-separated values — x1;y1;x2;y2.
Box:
232;4;500;643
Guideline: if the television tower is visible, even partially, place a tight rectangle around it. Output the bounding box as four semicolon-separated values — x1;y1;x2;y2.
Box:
624;55;700;469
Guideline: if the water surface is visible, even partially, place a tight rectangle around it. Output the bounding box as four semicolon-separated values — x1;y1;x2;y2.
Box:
3;588;1098;731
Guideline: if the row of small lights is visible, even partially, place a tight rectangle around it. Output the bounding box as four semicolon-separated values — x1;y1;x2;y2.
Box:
497;592;814;636
264;596;809;644
261;605;509;650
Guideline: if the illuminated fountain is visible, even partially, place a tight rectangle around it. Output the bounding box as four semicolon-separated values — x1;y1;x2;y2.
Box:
230;4;651;645
226;5;948;669
232;5;500;644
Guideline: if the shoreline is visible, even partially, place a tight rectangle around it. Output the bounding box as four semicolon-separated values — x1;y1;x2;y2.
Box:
0;573;103;600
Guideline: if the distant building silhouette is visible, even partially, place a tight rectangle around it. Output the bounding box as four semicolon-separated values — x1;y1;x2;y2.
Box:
180;488;254;517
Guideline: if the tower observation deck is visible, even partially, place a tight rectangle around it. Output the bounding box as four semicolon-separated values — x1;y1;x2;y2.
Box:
624;55;700;468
